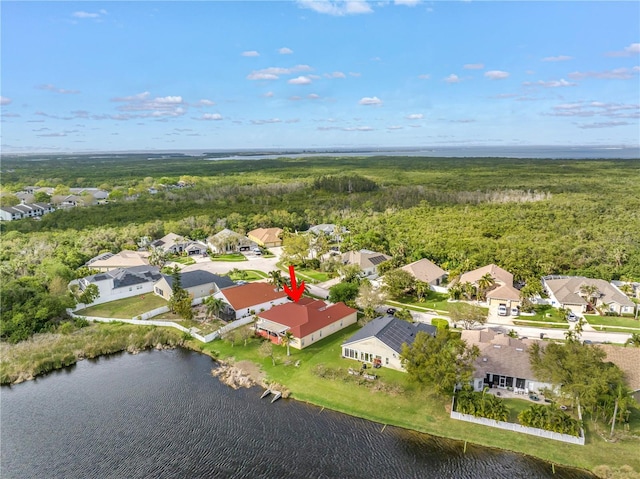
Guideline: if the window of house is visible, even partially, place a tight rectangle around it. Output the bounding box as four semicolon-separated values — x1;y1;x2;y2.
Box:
319;331;322;337
385;357;389;365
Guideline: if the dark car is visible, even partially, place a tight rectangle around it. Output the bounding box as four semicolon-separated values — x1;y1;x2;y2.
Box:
386;308;397;316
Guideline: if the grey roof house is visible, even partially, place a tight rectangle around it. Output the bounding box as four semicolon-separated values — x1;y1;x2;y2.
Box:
70;265;162;306
153;270;235;301
341;315;436;371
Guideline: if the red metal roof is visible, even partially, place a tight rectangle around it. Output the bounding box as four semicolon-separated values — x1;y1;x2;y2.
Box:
258;300;357;338
220;282;288;310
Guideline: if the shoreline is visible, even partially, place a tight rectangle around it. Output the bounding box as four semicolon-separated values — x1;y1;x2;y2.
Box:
2;327;637;477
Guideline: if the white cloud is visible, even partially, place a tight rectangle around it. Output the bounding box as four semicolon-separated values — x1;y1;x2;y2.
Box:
418;74;430;79
0;96;11;105
324;71;346;78
247;65;313;80
264;91;274;97
542;55;573;62
485;70;510;80
405;113;423;120
464;63;484;70
308;93;320;99
395;0;420;6
200;113;223;121
72;11;100;18
36;84;81;94
444;74;460;83
343;126;374;131
568;68;639;80
289;96;303;101
288;76;312;85
196;99;215;106
250;118;282;125
578;121;631;129
548;101;639;119
358;96;382;106
387;125;403;130
523;79;576;88
279;47;294;55
242;50;260;57
297;0;373;16
606;43;640;57
110;92;186;118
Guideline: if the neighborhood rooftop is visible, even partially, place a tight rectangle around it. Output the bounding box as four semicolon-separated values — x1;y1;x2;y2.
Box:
259;300;357;338
162;270;235;290
344;315;437;354
220;282;288;310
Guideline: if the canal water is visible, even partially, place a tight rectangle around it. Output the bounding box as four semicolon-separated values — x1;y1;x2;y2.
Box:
0;349;592;478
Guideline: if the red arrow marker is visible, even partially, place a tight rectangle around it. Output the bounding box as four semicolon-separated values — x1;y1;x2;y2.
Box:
284;265;305;303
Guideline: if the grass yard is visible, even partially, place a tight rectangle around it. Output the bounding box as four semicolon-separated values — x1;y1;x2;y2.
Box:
585;314;640;331
518;308;568;323
293;268;331;283
169;255;196;265
210;253;247;262
513;320;569;329
229;269;268;281
390;292;451;313
198;325;640;474
77;294;168;319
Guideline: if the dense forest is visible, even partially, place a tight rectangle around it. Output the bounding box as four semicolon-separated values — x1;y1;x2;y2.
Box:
1;154;639;341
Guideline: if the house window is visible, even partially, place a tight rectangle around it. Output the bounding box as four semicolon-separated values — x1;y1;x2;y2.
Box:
319;331;322;337
385;357;389;365
156;287;163;296
311;335;314;341
129;287;133;291
301;339;305;346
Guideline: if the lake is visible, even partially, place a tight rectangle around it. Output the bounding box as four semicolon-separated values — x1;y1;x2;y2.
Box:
0;349;592;478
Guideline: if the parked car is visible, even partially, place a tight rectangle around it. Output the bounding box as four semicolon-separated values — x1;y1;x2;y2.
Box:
386;308;397;316
567;311;578;322
498;304;507;316
511;307;520;317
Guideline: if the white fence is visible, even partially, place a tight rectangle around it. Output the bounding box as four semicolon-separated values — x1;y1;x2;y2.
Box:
68;305;255;344
450;410;585;445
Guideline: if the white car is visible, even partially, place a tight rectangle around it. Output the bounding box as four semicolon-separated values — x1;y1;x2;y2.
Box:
511;308;519;317
498;305;507;316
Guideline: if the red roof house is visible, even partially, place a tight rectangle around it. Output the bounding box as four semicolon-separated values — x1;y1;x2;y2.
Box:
256;299;357;349
215;282;289;320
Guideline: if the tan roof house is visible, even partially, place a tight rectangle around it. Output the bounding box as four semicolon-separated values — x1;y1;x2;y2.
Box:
247;227;283;247
542;275;635;316
486;283;522;314
150;232;206;255
207;228;256;253
256;298;357;350
459;264;514;288
461;329;554;394
86;250;150;272
214;282;290;320
342;249;391;277
598;344;640;393
401;258;447;288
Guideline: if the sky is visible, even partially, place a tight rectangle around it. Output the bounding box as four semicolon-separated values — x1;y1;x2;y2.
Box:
1;1;639;153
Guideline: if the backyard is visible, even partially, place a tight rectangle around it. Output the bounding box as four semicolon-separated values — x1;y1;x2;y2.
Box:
77;294;168;318
390;291;451;313
198;325;640;473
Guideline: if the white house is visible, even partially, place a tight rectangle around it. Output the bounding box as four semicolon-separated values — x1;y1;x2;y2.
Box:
153;270;235;301
71;266;163;306
214;282;290;320
341;316;437;371
342;249;391;277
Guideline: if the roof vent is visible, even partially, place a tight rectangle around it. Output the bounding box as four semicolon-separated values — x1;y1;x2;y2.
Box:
516;347;524;352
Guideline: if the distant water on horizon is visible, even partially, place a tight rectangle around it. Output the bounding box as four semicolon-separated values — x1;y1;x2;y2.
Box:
202;145;640;161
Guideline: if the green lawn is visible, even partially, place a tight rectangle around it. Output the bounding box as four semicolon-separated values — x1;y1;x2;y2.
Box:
229;269;268;281
513;320;569;329
518;309;568;323
169;255;196;265
77;294;168;318
199;325;640;474
294;268;331;283
390;292;451;313
210;253;247;262
584;314;640;330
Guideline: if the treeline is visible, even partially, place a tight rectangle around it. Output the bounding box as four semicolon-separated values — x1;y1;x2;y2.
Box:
312;174;378;193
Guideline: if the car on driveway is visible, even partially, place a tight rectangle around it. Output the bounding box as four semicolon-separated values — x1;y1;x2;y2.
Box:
567;311;578;322
498;304;507;316
386;308;397;316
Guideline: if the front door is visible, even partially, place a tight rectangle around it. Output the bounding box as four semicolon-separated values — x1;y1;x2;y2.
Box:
499;376;506;388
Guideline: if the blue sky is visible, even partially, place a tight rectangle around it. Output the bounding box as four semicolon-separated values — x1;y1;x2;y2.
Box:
1;1;639;152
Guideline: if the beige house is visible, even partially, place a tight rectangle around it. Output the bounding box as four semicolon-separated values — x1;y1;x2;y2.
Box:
486;284;522;315
86;250;150;272
342;249;391;277
459;264;513;288
153;270;234;301
207;228;256;253
341;316;437;371
256;298;357;349
462;329;554;394
247;227;283;247
401;258;448;289
542;275;636;316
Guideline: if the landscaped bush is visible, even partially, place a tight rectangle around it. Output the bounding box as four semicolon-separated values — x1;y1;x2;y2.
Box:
455;388;509;421
518;404;581;436
431;318;449;330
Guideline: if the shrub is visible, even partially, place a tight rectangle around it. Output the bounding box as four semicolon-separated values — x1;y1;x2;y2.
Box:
431;318;449;330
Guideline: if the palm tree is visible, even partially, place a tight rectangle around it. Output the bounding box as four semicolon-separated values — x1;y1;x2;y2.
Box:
462;281;477;301
280;330;294;356
204;296;225;320
579;284;600;312
448;281;464;300
477;273;496;301
415;281;430;303
624;332;640;347
268;270;285;291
